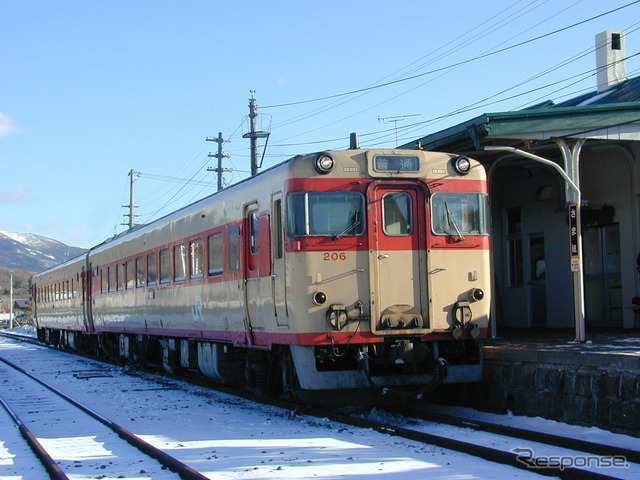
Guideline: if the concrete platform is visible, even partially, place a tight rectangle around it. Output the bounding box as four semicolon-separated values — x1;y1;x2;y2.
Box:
441;329;640;436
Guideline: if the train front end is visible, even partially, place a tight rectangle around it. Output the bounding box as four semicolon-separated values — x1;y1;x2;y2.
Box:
285;149;490;397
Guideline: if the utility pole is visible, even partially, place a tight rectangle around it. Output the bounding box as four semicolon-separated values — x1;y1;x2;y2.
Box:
122;169;138;229
243;92;270;176
206;132;230;191
9;271;13;329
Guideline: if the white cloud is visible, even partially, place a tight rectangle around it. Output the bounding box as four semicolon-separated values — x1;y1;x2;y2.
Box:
0;112;21;137
0;186;30;203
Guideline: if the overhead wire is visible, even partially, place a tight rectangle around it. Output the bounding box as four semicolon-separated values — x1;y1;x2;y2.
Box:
267;0;549;137
261;0;639;157
270;24;640;151
388;52;640;147
137;155;212;224
112;2;640;227
263;0;640;110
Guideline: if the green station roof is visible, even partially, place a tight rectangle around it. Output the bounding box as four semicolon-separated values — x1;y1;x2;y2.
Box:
401;76;640;152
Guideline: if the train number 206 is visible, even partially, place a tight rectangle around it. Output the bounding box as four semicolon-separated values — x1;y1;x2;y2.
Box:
324;252;347;261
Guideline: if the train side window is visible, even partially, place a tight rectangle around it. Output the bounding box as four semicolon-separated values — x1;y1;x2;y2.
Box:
100;269;106;293
117;264;125;291
126;260;135;290
273;198;283;259
190;239;203;279
382;192;413;236
249;212;260;254
147;252;157;286
159;249;171;284
174;244;186;282
228;226;240;272
135;256;145;288
108;266;116;292
208;233;224;276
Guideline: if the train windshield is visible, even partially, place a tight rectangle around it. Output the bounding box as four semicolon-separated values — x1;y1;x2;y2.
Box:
431;193;488;235
287;192;365;237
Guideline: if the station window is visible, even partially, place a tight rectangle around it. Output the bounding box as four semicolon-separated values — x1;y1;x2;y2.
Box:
135;256;145;288
159;249;171;284
147;252;157;286
507;207;524;286
208;233;224;276
190;239;203;279
174;244;186;282
228;226;240;272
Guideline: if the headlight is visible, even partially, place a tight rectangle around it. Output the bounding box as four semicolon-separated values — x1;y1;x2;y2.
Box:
315;154;335;174
470;288;485;302
452;156;471;175
313;291;327;305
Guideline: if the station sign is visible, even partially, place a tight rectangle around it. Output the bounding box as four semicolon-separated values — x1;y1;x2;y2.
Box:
569;203;580;272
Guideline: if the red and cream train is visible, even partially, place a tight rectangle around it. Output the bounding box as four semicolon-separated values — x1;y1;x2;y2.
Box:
33;148;490;400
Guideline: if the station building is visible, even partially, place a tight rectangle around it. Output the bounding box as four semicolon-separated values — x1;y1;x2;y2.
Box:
402;31;640;336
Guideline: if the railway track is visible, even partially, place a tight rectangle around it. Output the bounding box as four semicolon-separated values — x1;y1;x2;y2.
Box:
386;405;640;464
0;353;209;480
300;404;637;480
2;330;638;479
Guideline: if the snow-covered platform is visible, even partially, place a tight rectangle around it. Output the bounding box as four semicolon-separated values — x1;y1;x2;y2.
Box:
444;330;640;437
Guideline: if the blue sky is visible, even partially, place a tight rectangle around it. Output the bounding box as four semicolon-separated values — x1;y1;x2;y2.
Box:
1;0;639;249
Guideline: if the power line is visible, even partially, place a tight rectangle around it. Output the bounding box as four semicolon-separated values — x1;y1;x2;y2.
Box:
262;1;640;109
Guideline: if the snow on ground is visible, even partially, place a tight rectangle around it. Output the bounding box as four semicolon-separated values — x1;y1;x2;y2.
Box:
0;328;638;479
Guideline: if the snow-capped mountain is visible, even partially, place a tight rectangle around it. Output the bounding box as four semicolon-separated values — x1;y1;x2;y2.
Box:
0;231;87;273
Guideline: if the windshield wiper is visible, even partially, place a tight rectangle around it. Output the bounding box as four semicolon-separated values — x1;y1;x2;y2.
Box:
333;220;360;240
445;202;465;241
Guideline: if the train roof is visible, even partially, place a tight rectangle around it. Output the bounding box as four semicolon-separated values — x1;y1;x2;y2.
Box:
34;147;478;277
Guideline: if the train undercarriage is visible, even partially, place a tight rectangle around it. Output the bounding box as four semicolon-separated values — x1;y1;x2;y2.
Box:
37;328;483;404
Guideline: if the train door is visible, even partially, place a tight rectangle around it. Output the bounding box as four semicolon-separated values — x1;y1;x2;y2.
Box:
271;193;289;326
81;264;95;333
243;203;272;345
367;183;428;334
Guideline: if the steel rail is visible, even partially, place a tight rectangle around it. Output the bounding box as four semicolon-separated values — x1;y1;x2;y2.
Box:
387;405;640;464
0;395;69;480
0;330;42;345
2;331;633;479
0;355;210;480
301;405;627;480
